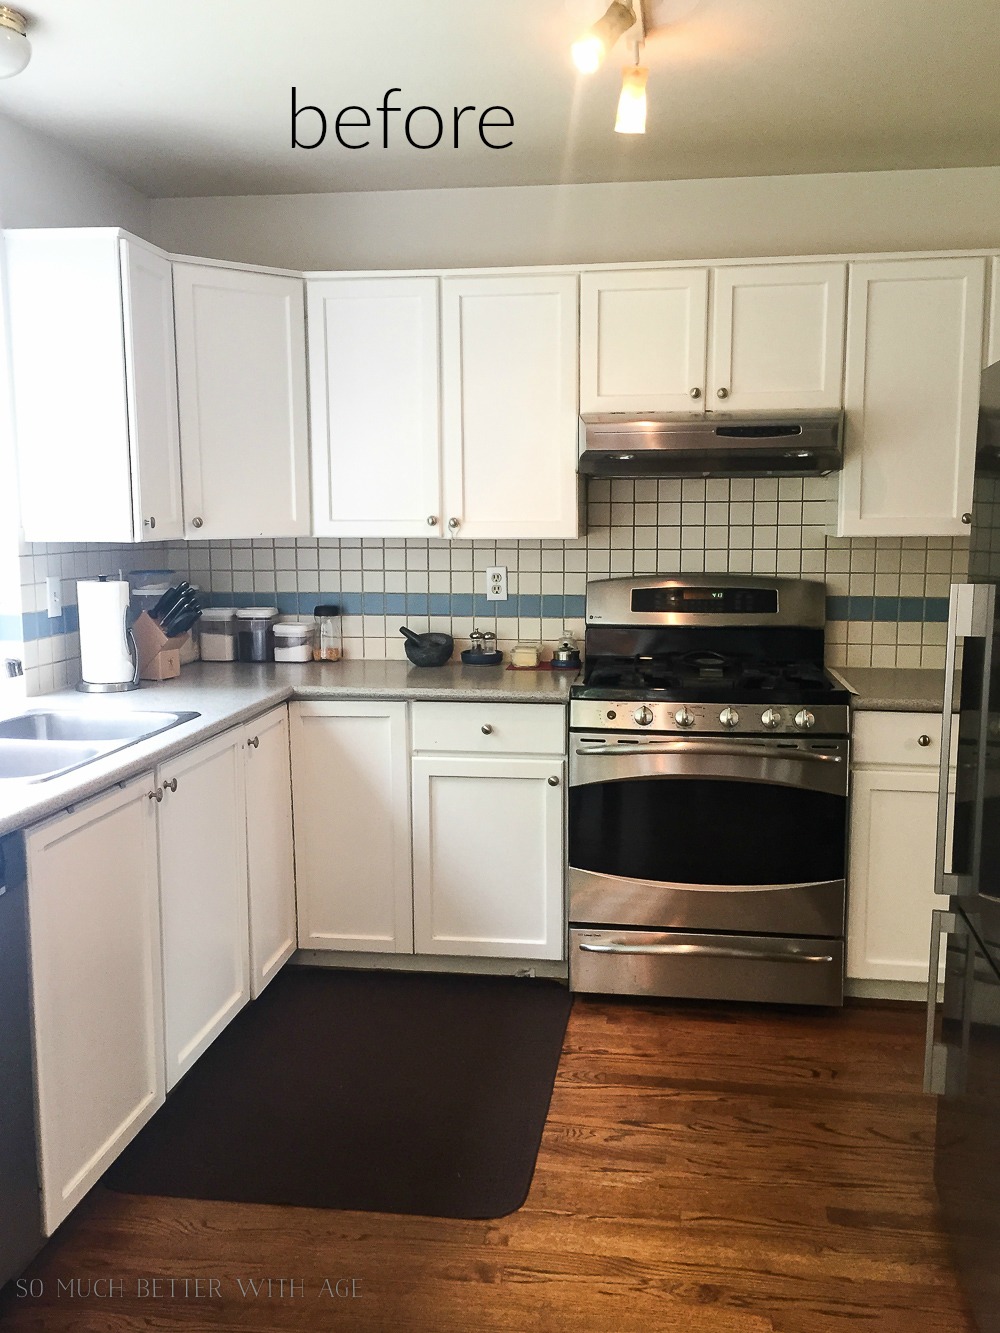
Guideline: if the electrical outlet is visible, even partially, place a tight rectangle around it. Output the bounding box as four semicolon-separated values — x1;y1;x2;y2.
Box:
45;576;63;619
485;566;508;601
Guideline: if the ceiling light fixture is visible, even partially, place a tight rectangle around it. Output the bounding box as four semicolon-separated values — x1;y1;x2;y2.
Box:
0;6;30;79
571;2;636;74
615;49;648;134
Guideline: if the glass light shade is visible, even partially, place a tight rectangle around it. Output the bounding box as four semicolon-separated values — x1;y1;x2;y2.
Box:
0;9;29;79
571;2;635;74
615;65;648;134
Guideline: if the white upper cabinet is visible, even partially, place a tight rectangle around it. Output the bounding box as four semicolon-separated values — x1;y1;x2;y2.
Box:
5;229;183;543
441;273;580;540
172;262;310;539
580;268;709;413
708;263;846;412
837;257;987;537
308;277;441;537
580;262;846;416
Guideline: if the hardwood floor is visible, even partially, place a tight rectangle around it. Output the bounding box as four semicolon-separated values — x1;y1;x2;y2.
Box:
0;996;975;1333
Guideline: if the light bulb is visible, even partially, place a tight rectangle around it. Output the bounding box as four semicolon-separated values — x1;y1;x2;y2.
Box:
571;33;605;74
615;65;648;134
0;7;30;78
571;2;636;74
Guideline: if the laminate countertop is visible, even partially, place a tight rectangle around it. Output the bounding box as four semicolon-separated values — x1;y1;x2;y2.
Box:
830;666;952;713
0;660;574;838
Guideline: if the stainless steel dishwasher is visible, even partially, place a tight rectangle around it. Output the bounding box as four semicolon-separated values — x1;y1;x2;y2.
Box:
0;834;43;1289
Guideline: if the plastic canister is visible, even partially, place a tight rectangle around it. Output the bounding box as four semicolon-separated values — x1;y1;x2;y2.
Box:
273;620;316;663
199;607;238;662
235;607;279;663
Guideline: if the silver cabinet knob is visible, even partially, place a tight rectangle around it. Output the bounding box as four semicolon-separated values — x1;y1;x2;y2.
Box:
148;786;163;803
717;387;729;399
962;513;972;524
547;775;560;787
674;707;695;728
761;708;782;729
918;734;932;747
427;515;438;527
719;706;739;728
794;709;816;730
481;724;493;734
689;387;702;399
145;516;156;530
633;706;654;726
248;735;259;749
448;518;460;530
191;516;204;529
163;777;178;793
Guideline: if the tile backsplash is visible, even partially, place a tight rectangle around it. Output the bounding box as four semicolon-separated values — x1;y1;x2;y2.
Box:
9;473;967;696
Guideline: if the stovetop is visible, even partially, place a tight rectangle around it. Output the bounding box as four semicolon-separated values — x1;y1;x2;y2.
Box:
572;650;849;707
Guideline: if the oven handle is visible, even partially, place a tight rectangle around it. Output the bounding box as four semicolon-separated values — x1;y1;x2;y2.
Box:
578;939;835;964
574;741;843;764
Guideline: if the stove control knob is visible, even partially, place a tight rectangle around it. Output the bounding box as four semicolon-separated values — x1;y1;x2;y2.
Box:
633;706;654;726
794;709;816;730
674;707;696;729
761;708;783;729
719;707;740;729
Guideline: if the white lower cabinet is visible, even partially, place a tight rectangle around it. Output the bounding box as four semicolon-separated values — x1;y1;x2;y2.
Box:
847;711;953;984
411;755;565;959
25;778;165;1234
291;701;414;953
291;699;567;963
245;706;297;997
157;727;250;1090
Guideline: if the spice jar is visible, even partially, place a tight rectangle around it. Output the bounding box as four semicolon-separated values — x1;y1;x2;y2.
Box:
313;604;342;662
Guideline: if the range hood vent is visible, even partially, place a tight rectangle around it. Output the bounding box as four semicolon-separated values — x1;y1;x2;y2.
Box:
579;412;844;479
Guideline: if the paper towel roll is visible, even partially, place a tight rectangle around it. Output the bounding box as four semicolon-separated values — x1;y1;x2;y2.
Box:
77;580;136;686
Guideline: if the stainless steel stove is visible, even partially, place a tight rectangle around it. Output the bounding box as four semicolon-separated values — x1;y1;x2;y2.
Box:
568;575;849;1006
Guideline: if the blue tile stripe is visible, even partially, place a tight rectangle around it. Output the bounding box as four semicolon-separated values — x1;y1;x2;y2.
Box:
13;592;952;641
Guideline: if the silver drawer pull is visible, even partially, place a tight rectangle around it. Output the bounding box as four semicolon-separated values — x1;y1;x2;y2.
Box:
575;741;841;763
918;734;932;747
481;724;493;735
578;940;833;964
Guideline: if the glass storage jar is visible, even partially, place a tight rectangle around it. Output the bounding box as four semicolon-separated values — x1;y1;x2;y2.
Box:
313;604;342;662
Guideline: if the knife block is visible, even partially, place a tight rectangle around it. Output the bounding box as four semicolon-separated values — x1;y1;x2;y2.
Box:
132;611;188;682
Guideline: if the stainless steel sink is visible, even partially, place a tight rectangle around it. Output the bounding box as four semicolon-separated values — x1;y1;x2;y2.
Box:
0;709;201;781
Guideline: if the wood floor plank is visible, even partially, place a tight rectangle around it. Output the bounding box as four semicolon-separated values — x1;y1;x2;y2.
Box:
0;995;975;1333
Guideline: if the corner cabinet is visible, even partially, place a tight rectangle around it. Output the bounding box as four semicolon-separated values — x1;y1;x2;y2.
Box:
25;778;165;1234
307;271;580;540
173;261;310;538
579;262;846;415
846;711;954;985
837;257;986;537
5;228;184;543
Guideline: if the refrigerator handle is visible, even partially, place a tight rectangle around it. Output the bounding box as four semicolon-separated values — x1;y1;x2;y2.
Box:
934;587;962;895
924;909;958;1094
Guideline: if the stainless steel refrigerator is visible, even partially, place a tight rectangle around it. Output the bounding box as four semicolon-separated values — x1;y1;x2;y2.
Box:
926;358;1000;1332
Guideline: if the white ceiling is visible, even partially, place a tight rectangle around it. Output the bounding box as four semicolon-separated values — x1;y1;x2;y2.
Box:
1;0;998;199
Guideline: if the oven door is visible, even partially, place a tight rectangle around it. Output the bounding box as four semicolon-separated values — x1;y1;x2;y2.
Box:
568;732;848;937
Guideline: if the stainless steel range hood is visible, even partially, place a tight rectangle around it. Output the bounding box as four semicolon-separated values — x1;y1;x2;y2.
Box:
579;412;844;478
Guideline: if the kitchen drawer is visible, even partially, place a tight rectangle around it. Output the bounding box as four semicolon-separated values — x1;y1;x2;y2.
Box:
851;711;955;768
410;702;566;755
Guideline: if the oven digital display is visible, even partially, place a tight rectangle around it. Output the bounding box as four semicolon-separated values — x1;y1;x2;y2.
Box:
631;587;779;614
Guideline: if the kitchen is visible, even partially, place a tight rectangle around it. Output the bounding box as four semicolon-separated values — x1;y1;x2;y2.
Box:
0;2;999;1329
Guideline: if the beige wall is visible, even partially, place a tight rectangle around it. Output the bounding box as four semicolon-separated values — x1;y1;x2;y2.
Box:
151;166;1000;272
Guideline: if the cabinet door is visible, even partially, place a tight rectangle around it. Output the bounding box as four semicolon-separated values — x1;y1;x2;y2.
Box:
709;263;846;412
244;705;296;997
441;274;579;540
987;256;1000;367
25;779;164;1233
120;238;185;539
580;268;709;413
308;277;442;537
173;263;310;538
6;229;179;543
838;257;986;537
291;701;413;953
158;728;249;1090
411;756;565;960
847;766;943;982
